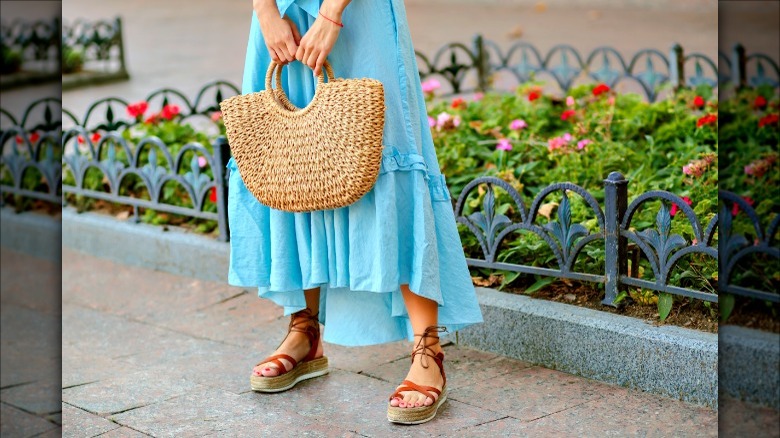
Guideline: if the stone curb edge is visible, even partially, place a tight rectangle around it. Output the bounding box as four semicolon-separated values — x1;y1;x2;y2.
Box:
4;207;777;409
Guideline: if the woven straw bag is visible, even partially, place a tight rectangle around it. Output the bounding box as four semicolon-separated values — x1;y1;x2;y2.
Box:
219;59;386;212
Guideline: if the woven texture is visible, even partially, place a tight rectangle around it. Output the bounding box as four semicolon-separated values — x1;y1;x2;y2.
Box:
219;59;386;212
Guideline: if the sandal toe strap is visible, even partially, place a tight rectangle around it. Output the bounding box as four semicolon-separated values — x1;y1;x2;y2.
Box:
388;379;441;401
256;353;297;374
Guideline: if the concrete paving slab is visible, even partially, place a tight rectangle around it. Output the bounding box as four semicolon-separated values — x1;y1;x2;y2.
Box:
62;403;121;437
0;402;59;438
0;380;62;417
62;369;201;416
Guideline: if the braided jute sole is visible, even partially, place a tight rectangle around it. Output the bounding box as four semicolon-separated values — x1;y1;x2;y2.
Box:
387;386;448;424
250;356;329;393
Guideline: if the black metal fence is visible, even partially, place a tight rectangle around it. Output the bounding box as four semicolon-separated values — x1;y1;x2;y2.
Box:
0;16;61;88
1;40;778;308
417;36;778;100
0;16;129;90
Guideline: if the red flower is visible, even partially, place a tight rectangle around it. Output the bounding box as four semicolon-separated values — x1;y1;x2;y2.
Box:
731;196;755;217
528;90;541;102
209;187;218;203
126;101;149;118
696;113;717;128
758;113;779;128
91;132;101;143
692;96;705;109
451;97;465;109
30;132;40;143
145;114;158;124
160;104;181;121
560;109;577;121
670;196;693;217
592;83;610;96
15;135;23;144
77;135;85;144
754;95;768;110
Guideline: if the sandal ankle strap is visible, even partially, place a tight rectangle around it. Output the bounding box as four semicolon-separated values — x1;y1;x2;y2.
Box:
288;308;321;362
410;325;447;385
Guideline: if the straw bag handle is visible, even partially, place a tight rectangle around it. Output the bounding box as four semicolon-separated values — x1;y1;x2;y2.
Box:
265;60;335;112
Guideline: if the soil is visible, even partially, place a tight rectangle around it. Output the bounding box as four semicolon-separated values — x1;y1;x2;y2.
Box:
471;273;778;335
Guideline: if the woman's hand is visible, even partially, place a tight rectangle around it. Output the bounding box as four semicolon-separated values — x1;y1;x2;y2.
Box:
254;0;302;64
296;1;349;76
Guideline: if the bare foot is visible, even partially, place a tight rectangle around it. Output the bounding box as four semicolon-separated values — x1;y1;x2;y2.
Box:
389;341;444;408
252;313;324;377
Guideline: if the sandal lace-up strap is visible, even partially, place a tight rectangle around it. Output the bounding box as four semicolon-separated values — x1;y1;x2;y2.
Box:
287;308;321;362
410;325;448;386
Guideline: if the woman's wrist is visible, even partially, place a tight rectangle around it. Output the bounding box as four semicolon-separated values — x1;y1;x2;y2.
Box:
319;0;350;21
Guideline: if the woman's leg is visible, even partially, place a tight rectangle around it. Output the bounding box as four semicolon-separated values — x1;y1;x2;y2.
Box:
253;286;324;377
389;284;445;408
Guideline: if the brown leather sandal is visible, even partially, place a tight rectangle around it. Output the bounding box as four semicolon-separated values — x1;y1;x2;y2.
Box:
387;325;448;424
250;308;329;393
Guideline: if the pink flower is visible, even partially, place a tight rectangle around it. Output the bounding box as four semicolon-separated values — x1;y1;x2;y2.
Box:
210;111;222;122
547;134;571;152
198;156;208;168
437;112;451;126
473;92;484;101
566;96;575;107
562;133;572;142
496;138;512;151
576;139;592;150
435;112;460;130
670;196;692;217
607;96;616;106
421;78;441;94
510;119;527;130
428;116;436;128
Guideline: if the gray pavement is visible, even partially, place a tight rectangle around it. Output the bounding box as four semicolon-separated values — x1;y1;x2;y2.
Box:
56;246;723;437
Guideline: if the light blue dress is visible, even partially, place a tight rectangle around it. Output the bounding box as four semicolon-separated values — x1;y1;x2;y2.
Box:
226;0;484;346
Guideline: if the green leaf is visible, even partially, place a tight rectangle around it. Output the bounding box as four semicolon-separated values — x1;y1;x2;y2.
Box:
524;276;554;295
719;293;735;323
658;292;673;321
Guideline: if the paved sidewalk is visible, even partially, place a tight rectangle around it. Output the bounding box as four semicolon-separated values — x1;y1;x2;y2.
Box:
52;246;722;437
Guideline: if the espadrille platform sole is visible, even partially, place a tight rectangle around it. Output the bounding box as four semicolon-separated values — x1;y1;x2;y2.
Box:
387;386;447;424
250;356;329;393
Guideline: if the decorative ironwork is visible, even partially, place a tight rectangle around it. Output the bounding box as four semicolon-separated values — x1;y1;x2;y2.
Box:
0;16;61;88
454;171;726;306
61;17;129;89
719;191;780;302
454;176;606;286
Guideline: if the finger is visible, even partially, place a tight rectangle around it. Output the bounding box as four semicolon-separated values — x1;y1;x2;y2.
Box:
304;48;318;72
284;38;298;62
314;51;328;77
288;21;302;45
268;46;282;64
295;39;307;62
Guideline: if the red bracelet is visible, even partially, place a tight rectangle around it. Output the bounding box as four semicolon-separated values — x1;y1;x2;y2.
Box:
319;11;344;27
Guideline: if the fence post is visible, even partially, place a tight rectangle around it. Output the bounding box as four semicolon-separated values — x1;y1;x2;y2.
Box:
213;136;231;242
731;43;746;89
603;171;628;307
115;17;129;79
473;34;489;93
669;43;685;90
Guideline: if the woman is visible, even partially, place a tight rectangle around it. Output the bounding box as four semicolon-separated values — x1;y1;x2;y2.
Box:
226;0;484;424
